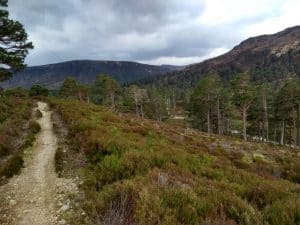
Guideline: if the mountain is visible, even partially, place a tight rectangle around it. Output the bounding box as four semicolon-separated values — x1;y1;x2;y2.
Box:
160;65;186;71
0;60;182;89
142;26;300;87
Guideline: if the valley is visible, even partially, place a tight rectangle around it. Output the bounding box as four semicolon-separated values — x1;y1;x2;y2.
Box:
1;1;300;224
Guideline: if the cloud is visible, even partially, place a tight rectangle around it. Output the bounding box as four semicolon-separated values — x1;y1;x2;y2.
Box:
6;0;300;66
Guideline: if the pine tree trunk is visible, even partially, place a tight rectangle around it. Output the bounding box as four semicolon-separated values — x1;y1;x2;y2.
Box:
280;120;285;145
263;93;269;142
134;92;139;117
78;91;83;101
207;94;211;134
140;104;144;119
167;96;171;116
261;120;265;141
227;118;230;135
243;106;247;141
217;96;222;135
172;88;176;110
135;103;139;117
110;93;115;111
293;114;297;147
207;110;211;134
274;128;277;143
259;122;263;142
297;104;300;147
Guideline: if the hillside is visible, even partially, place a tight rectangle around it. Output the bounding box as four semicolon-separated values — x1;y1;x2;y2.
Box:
0;60;182;89
48;98;300;225
141;26;300;87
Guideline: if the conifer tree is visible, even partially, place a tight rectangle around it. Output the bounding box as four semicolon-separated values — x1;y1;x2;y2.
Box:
189;74;221;134
91;75;120;111
0;0;33;81
231;74;255;141
59;78;78;99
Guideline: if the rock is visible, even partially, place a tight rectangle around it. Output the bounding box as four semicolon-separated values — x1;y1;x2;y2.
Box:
23;209;31;214
157;172;168;186
58;219;67;225
60;204;70;213
9;199;17;206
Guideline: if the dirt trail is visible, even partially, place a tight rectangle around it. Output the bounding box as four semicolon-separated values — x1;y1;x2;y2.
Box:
0;102;66;225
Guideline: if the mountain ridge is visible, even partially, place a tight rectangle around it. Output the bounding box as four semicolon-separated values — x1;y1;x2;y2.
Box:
0;60;183;89
140;25;300;87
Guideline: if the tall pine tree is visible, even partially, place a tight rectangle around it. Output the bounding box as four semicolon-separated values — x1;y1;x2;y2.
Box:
231;74;255;141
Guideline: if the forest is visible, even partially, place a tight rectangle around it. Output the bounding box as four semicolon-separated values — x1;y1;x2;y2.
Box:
19;72;300;147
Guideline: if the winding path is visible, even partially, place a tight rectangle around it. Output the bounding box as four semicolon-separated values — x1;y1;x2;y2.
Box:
1;102;59;225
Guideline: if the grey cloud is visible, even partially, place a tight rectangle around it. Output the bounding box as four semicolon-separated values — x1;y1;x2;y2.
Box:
6;0;282;66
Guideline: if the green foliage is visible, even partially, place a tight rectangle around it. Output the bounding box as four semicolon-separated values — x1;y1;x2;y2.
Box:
0;0;33;81
90;74;121;110
273;78;300;145
0;154;24;178
55;147;64;177
35;109;43;118
59;77;78;99
263;198;300;225
189;73;234;135
231;74;255;110
29;85;49;97
5;87;28;98
29;120;41;134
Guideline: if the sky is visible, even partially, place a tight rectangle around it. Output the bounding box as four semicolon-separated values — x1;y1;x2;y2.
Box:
7;0;300;66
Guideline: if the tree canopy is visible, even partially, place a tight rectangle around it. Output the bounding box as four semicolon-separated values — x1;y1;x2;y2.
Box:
0;0;33;81
59;77;78;99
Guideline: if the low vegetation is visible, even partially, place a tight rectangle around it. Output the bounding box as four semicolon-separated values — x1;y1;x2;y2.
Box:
49;98;300;225
0;95;38;183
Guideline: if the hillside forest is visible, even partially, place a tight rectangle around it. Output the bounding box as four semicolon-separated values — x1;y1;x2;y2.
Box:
17;72;300;147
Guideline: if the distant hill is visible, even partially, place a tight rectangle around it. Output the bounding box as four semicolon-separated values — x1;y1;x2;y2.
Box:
0;60;183;89
141;26;300;87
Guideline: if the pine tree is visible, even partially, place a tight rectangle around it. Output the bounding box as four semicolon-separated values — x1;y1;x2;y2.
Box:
91;75;120;111
128;85;148;118
29;85;49;97
231;74;255;141
274;79;300;146
189;74;221;134
59;78;78;99
0;0;33;81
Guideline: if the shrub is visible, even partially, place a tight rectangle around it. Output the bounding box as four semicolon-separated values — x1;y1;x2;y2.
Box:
0;154;24;178
5;87;28;98
35;109;43;118
0;143;10;158
29;85;49;97
244;183;289;209
263;198;300;225
55;147;64;177
29;120;41;134
23;133;36;148
48;98;300;225
161;188;198;225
